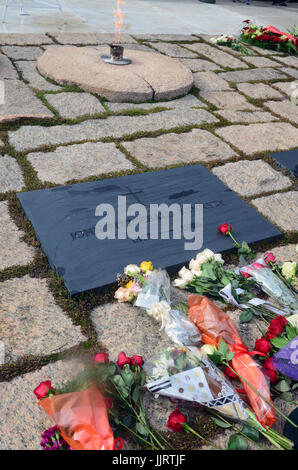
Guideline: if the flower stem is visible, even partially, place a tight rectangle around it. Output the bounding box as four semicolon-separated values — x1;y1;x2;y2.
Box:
228;231;240;248
183;423;221;450
223;361;297;428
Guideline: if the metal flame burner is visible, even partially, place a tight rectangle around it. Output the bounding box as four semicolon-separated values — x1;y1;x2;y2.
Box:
101;44;132;65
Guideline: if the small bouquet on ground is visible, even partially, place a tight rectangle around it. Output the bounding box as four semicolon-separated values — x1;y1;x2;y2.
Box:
241;19;297;54
34;380;115;450
114;261;155;303
210;34;254;55
35;352;172;450
187;295;295;449
240;259;298;313
173;247;286;322
253;316;298;400
264;252;298;295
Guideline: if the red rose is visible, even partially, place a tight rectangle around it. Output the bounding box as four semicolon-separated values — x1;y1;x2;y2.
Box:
243;19;250;23
218;223;232;235
263;358;277;383
104;398;113;409
33;380;54;400
254;337;271;355
117;352;131;368
266;323;283;339
224;365;238;379
130;355;144;367
240;270;250;279
93;352;109;364
252;262;265;270
166;409;187;432
264;252;276;264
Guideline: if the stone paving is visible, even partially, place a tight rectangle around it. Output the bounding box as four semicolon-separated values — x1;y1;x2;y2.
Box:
0;33;297;450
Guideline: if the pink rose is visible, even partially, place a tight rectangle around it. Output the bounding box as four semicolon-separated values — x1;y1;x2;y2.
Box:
34;381;54;400
264;252;276;264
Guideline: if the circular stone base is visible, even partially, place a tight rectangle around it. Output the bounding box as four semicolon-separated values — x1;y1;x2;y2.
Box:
37;46;194;103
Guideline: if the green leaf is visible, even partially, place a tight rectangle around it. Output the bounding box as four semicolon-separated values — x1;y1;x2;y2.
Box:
238;241;251;256
211;417;232;429
112;375;129;397
132;385;140;404
136;422;149;437
239;310;253;323
208;351;222;365
292;383;298;391
201;262;217;281
275;380;291;393
270;336;289;349
280;391;293;403
120;365;135;388
176;302;188;315
218;339;229;356
241;424;259;443
286;324;297;341
226;352;235;362
227;434;248;450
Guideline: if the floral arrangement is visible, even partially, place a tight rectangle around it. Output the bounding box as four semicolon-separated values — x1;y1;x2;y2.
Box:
35;351;172;451
241;19;297;54
114;261;154;303
210;34;254;56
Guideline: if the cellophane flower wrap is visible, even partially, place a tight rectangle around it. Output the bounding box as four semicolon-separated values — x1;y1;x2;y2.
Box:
135;269;201;346
241;261;298;312
39;384;114;450
187;294;276;428
145;346;247;422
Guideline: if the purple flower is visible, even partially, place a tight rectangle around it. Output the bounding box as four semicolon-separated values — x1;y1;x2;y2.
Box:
40;425;71;450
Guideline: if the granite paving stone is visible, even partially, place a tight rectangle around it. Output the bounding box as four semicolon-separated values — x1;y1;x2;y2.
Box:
273;81;298;98
215;110;278;123
148;42;198;58
199;91;257;110
51;32;137;44
179;58;222;72
135;34;196;42
212;160;291;197
1;46;44;60
193;71;231;91
259;244;297;263
0;33;52;45
45;92;105;118
91;302;170;362
236;82;284;100
243;56;282;68
9;108;219;152
27;142;134;184
252;192;298;232
122;129;237;167
0;155;24;192
276;56;298;68
0;276;86;363
185;42;249;69
15;60;61;91
0;359;84;450
0;80;53;122
0;201;35;270
248;46;284;56
106;94;206;112
264;99;298;124
215;122;298;155
0;54;18;79
282;68;298;79
219;67;287;82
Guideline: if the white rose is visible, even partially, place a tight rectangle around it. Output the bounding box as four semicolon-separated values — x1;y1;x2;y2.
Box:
189;257;200;271
179;266;193;282
173;277;187;289
210;37;217;43
191;267;202;278
201;344;217;356
195;253;209;265
124;264;140;275
214;253;224;264
147;301;171;329
203;248;214;260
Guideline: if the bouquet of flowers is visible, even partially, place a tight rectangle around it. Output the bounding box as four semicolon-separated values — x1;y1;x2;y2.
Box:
114;261;155;303
173;248;287;321
210;34;254;55
35;352;173;451
240;260;298;313
241;19;297;54
264;252;298;294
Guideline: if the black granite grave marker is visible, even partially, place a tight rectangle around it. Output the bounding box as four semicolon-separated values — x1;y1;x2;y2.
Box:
18;165;281;295
270;149;298;178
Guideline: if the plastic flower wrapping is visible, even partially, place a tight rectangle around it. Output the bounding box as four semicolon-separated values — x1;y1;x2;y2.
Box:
187;295;276;428
240;259;298;313
145;346;248;422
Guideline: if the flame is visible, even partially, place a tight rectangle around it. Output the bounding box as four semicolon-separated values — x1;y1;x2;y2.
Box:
114;0;126;44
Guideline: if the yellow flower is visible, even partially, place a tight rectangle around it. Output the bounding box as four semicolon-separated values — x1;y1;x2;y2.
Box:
140;261;153;272
125;280;133;289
